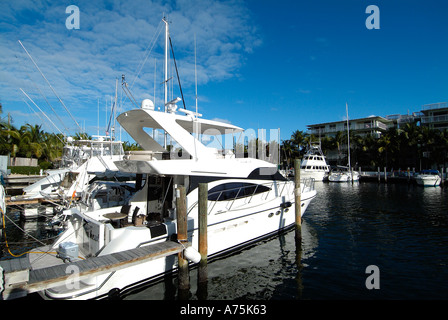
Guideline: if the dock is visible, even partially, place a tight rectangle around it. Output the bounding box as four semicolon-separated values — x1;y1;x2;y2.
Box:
3;175;43;196
359;168;448;185
0;241;184;300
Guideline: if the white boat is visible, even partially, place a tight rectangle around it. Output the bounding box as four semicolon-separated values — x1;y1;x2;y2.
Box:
14;137;133;219
328;103;359;183
29;99;316;299
300;142;330;181
27;19;317;300
415;170;441;187
20;137;126;200
328;166;360;182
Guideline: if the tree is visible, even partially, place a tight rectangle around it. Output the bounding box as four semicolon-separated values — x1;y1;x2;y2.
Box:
290;130;309;157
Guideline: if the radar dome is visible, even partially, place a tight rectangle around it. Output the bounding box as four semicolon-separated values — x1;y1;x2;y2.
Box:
141;99;155;110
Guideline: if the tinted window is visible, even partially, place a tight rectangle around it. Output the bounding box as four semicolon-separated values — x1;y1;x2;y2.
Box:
208;183;271;201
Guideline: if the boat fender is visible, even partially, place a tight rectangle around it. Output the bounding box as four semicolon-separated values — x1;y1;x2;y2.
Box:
184;246;201;263
108;288;121;300
280;201;292;209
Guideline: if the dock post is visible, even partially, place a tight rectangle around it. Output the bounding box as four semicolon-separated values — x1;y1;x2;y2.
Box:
294;159;302;242
442;167;445;187
378;167;380;183
176;185;190;297
197;183;208;299
384;167;387;183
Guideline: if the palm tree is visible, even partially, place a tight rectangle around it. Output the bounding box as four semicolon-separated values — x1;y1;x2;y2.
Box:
330;131;345;164
73;132;92;140
280;139;294;168
290;130;309;157
18;124;44;159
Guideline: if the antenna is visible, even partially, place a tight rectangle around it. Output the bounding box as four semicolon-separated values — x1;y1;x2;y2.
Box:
195;34;198;116
163;17;169;149
193;33;199;160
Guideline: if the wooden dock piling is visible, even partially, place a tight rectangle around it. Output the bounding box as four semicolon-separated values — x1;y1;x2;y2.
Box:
198;183;208;280
197;183;208;299
294;159;302;241
175;185;190;295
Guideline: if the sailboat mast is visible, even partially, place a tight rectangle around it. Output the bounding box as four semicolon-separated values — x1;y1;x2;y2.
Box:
163;18;169;111
163;17;169;149
346;102;351;174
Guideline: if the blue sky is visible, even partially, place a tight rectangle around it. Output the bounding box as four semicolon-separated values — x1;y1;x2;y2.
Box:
1;0;447;143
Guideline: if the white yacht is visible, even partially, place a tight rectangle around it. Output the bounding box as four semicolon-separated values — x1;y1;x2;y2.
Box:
27;19;316;299
415;170;441;187
300;143;330;181
28;99;316;300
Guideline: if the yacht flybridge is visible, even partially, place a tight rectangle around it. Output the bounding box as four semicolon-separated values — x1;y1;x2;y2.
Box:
27;19;316;300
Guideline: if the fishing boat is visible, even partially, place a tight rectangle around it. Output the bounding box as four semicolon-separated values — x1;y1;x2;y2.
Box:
300;142;330;181
415;170;441;187
13;137;134;219
27;18;317;300
19;137;127;200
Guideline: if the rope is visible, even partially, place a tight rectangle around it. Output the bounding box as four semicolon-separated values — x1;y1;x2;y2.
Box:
1;206;85;260
1;206;55;257
131;20;164;88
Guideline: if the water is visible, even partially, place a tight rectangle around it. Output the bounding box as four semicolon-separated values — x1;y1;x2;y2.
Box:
2;182;448;300
124;182;448;300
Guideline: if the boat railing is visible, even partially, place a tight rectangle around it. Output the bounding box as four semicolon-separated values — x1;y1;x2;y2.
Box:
187;178;314;215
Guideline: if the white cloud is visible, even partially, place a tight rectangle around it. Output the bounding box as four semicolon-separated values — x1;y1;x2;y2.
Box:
0;0;261;134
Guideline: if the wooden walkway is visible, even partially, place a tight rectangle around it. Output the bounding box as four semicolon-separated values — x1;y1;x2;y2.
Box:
0;241;184;299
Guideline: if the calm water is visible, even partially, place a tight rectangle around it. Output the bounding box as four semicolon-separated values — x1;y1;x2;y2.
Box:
125;182;448;300
3;182;448;300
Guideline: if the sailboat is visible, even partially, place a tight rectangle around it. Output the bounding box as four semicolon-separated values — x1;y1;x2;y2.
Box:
27;18;317;300
328;103;360;182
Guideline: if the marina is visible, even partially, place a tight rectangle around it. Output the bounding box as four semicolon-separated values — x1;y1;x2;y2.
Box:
2;181;448;300
1;2;447;303
0;18;317;299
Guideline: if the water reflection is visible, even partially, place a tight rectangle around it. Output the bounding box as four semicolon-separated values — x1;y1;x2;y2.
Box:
123;222;318;300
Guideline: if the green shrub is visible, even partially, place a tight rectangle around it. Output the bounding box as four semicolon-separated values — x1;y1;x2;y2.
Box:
39;161;53;170
7;166;41;175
